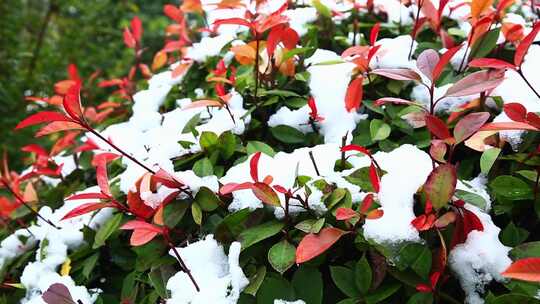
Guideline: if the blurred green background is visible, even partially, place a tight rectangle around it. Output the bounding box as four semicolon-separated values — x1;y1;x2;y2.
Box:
0;0;171;170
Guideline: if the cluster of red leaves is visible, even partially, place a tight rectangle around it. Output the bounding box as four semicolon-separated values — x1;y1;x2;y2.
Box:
342;23;381;112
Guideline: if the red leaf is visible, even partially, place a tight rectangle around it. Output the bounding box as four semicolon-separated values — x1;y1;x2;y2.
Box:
163;4;182;21
341;144;372;157
16;112;73;130
212;18;253;33
504;103;527;122
453;112;491;144
266;26;283;57
450;206;484;249
182;99;223;110
425;114;452;140
432;45;462;81
374;97;421;107
360;193;374;214
370;23;381;45
369;163;380;193
93;153;119;196
130;16;143;42
21;144;49;157
121;220;163;246
61;202;115;220
416;283;432;293
502;258;540;282
430;140;447;163
480;122;539;131
424;164;457;209
219;182;253;195
153;168;185;189
412;214;437;231
250;152;262;182
526;112;540;129
444;70;504;97
345;77;364;112
123;28;136;48
371;68;422;81
514;22;540;67
417;49;439;81
335;207;358;220
296;227;348;263
66;192;110;201
468;58;516;70
281;27;299;49
36;121;85;137
252;182;281;206
67;63;80;82
63;82;84;121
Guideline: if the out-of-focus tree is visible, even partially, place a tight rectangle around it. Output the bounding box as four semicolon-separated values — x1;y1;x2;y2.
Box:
0;0;171;169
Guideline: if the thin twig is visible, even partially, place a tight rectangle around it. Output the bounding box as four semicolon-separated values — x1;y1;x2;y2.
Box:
308;151;321;176
1;180;58;229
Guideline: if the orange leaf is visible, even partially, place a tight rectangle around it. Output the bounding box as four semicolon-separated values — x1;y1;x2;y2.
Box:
471;0;494;20
502;258;540;282
152;51;168;71
296;227;348;263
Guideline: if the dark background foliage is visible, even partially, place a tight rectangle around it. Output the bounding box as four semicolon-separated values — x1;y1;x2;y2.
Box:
0;0;170;170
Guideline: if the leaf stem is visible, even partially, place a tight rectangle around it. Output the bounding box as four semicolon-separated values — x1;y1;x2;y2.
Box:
517;69;540;100
308;151;321;176
164;233;200;292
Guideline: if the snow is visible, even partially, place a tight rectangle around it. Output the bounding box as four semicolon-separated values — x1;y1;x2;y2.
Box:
274;300;306;304
186;34;235;63
16;186;113;304
303;49;366;143
449;205;512;304
166;235;248;304
361;144;433;244
370;35;417;69
457;175;492;212
284;8;318;36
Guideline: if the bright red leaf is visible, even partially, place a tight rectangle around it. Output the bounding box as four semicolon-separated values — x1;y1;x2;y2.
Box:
425;114;452;140
514;22;540;67
504;103;527;122
296;227;348;264
345;77;364;112
502;258;540;282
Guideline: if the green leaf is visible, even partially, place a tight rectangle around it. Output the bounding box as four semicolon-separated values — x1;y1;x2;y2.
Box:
480;148;501;175
268;240;296;274
330;266;360;298
312;0;331;17
295;218;325;233
355;255;372;295
82;252;100;279
148;264;175;298
397;243;432;279
256;274;295;304
511;242;540;259
182;114;201;134
259;89;300;98
270;125;305;144
191;203;203;225
501;222;529;247
490;175;533;200
239;220;285;250
195;187;221;211
199;131;218;151
370;119;391;141
163;200;189;227
406;292;434;304
292;266;323;304
193;158;214;177
469;28;500;59
247;141;276;156
283;47;313;62
455;189;487;210
490;293;540;304
218;131;236;159
365;283;401;304
517;170;539;182
93;213;123;249
423;164;457;209
244;266;266;296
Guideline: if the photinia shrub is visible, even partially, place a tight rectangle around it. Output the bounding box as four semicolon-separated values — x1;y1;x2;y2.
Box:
1;1;540;304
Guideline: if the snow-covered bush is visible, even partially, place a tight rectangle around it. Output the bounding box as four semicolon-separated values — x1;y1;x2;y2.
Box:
2;1;540;304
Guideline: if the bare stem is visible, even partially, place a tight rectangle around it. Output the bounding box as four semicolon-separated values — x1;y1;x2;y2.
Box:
517;69;540;100
409;0;424;60
308;151;321;176
165;234;200;292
